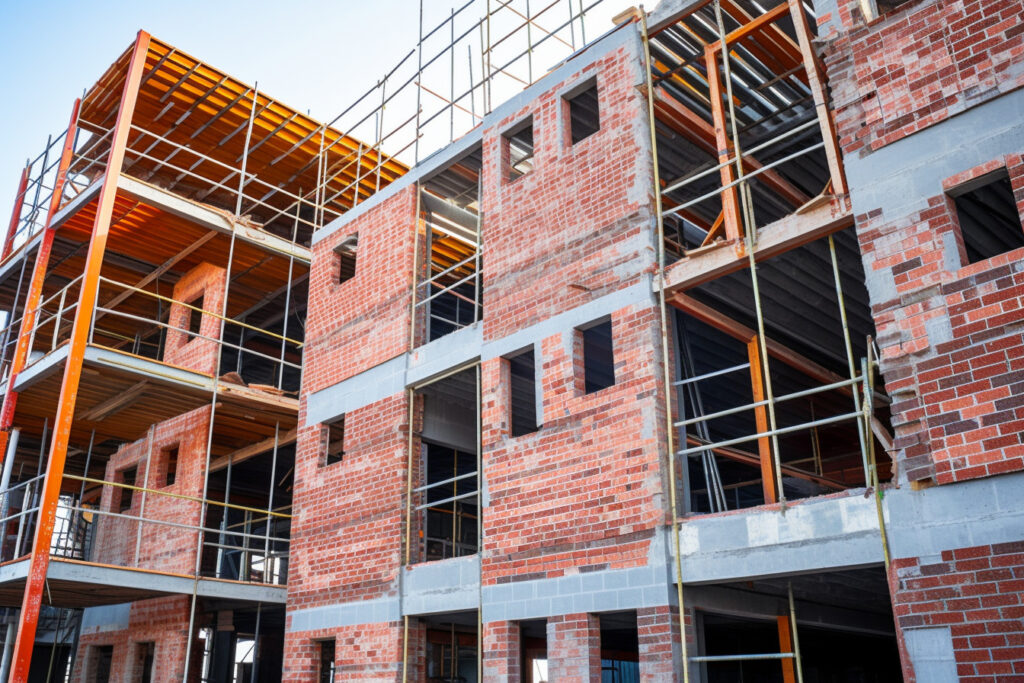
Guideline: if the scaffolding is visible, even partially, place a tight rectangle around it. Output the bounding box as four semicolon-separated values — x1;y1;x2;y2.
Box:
641;1;895;679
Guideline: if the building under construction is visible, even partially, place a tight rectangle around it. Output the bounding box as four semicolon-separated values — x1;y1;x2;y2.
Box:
0;0;1021;680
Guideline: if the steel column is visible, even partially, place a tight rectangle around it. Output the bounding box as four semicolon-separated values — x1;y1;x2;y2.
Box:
747;334;779;503
9;31;151;682
2;165;31;261
0;98;81;465
703;49;743;241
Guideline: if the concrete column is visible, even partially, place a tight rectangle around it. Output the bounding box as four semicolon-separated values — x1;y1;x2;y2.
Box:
482;620;521;682
547;613;601;683
638;605;682;682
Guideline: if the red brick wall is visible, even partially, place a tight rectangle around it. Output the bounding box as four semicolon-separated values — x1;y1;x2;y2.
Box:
71;597;199;683
822;0;1024;157
163;261;226;375
286;393;409;611
482;620;521;681
481;304;669;581
282;620;415;683
546;613;602;683
92;406;210;571
891;541;1024;681
303;185;417;394
855;154;1024;484
480;45;654;341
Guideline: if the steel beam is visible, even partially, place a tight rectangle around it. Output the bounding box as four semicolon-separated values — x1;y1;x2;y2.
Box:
9;31;151;682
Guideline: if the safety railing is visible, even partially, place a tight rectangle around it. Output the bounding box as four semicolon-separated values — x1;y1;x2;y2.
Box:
40;473;291;586
674;355;881;513
122;124;336;236
3;126;112;263
0;474;45;563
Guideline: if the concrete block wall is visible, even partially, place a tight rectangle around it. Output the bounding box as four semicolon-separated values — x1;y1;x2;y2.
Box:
163;261;226;375
72;596;198;683
92;406;210;573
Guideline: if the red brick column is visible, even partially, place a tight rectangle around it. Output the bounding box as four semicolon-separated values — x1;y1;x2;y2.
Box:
482;620;521;681
638;605;682;682
547;613;601;683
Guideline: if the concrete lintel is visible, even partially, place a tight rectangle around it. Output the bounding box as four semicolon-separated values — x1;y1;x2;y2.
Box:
677;491;884;584
287;596;401;633
481;563;670;623
661;199;853;293
80;603;132;633
117;174;310;263
407;323;482;387
402;555;480;616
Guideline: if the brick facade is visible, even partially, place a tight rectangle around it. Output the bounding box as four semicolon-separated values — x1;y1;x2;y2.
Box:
891;542;1024;681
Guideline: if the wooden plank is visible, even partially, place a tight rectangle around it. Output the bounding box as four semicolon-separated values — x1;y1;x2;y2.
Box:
209;428;297;472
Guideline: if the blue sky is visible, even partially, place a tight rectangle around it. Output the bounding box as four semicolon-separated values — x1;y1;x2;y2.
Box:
0;0;627;223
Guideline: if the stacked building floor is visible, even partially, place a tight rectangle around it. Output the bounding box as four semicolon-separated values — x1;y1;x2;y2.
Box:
0;0;1022;680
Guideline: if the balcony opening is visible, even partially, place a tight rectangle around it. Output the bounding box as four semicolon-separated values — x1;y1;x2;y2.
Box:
647;2;841;261
410;367;479;564
694;567;900;681
507;348;540;437
202;443;293;585
417;144;482;344
671;228;892;514
949;168;1024;264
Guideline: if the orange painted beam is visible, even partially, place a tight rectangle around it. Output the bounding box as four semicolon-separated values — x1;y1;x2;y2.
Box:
0;99;81;460
787;0;847;195
9;31;152;683
703;49;743;242
2;164;31;261
747;334;779;503
777;615;797;683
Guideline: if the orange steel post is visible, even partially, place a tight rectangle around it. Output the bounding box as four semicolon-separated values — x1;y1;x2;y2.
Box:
787;0;847;195
0;98;81;461
776;615;797;683
747;334;779;503
2;164;31;261
9;31;150;682
704;48;743;242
